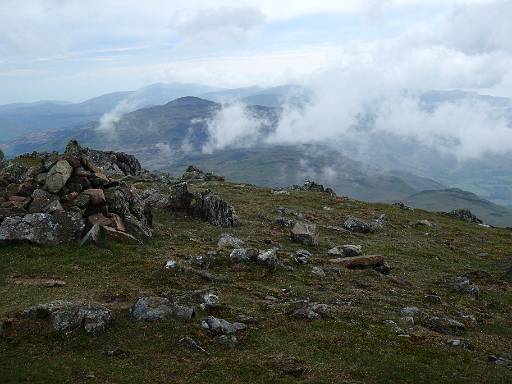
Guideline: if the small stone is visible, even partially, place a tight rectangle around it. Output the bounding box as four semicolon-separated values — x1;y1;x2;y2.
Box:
399;316;415;328
230;248;249;262
311;266;325;277
401;307;420;317
165;260;178;269
201;316;246;335
415;220;434;228
424;294;443;304
294;249;311;264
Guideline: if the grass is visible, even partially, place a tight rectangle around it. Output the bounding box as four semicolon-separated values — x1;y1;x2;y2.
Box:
1;180;511;383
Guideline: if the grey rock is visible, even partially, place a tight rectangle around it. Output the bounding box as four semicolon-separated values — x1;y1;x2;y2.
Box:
327;245;363;258
343;216;372;233
20;300;112;335
256;248;278;271
294;249;311;264
311;266;326;277
399;316;415;328
80;224;102;247
201;316;246;335
218;233;245;249
230;248;250;262
445;209;483;224
195;190;239;226
291;222;319;246
424;294;443;304
401;307;420;317
427;316;466;334
0;212;84;245
291;302;331;320
449;276;480;297
131;297;173;321
216;334;238;348
45;160;73;193
415;220;434;228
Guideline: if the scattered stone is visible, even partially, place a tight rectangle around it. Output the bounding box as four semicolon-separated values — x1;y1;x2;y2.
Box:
384;320;404;334
327;245;363;258
399;316;415;329
343;216;371;233
329;255;387;272
131;297;172;321
488;354;512;368
201;316;246;335
401;307;420;317
448;276;480;297
447;339;465;348
311;266;326;277
20;300;113;335
236;314;258;324
291;222;319;246
216;334;238;348
392;201;412;210
291;302;331;320
445;209;483;224
415;220;434;228
294;249;311;264
80;224;101;246
103;346;128;357
218;233;244;249
256;248;278;271
180;336;209;354
426;316;466;335
230;248;250;262
424;294;443;304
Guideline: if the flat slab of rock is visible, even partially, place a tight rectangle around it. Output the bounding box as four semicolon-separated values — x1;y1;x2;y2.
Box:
0;212;85;245
327;245;363;257
329;255;385;269
291;222;319;246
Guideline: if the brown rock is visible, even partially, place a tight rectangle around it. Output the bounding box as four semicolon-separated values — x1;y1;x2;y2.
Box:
88;213;113;227
330;255;385;269
82;189;106;205
103;226;141;245
109;213;126;232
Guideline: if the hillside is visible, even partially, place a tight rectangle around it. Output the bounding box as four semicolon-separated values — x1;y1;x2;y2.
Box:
406;188;512;227
1;148;512;383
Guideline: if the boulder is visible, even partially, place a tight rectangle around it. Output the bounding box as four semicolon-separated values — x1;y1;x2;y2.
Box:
20;300;113;335
194;190;239;226
45;160;73;193
131;297;173;321
291;222;319;246
290;302;331;320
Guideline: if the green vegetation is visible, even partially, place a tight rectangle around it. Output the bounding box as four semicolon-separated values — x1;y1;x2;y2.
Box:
1;181;512;383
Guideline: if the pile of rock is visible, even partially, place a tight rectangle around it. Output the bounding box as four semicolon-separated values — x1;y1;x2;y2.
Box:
0;141;152;245
168;183;238;226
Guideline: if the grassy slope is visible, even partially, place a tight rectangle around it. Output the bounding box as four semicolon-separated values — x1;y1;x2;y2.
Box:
406;189;512;227
1;181;512;383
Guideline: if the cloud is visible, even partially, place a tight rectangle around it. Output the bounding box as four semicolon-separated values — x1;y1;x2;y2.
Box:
202;103;270;154
172;6;266;49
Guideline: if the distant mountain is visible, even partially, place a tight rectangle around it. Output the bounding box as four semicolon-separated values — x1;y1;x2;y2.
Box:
201;85;310;107
406;188;512;227
163;145;443;203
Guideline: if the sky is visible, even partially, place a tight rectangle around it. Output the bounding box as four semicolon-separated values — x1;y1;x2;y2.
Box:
1;0;512;104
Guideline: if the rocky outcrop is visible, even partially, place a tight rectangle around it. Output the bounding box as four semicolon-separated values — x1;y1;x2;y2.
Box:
168;183;238;227
181;165;224;182
290;180;336;197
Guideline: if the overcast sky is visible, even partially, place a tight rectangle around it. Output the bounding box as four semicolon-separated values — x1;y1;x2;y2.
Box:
1;0;511;103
